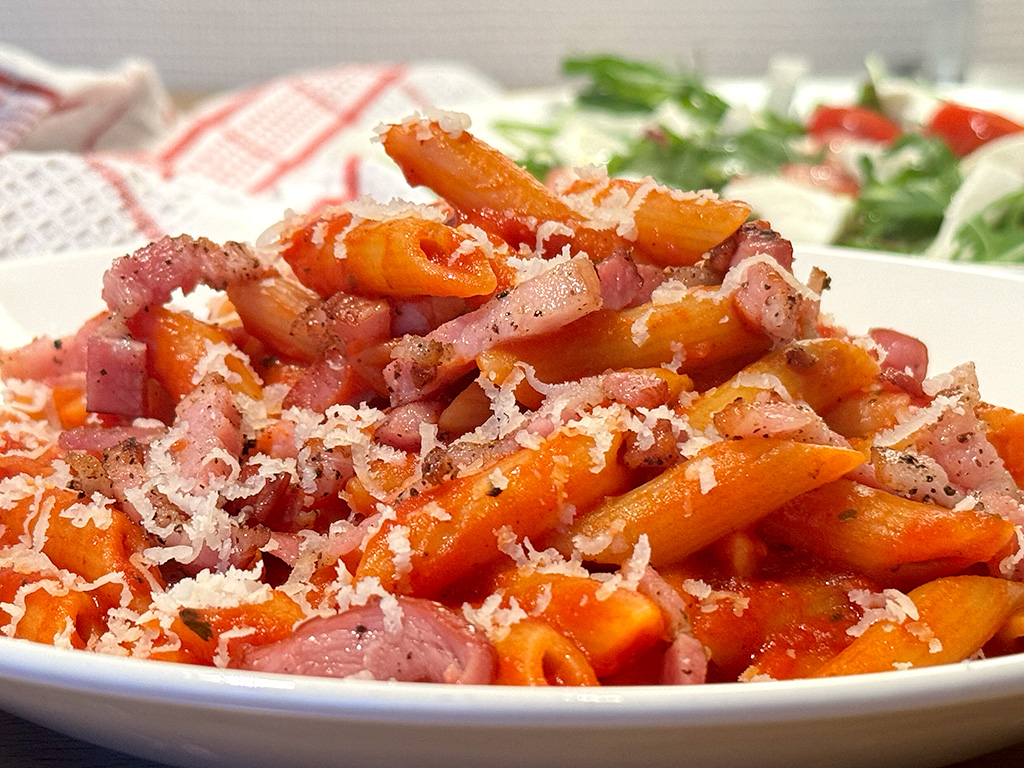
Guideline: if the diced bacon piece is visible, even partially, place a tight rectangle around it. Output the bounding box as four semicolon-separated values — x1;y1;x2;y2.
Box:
239;595;496;684
172;375;243;491
226;470;300;527
870;328;929;397
601;370;671;410
86;317;148;417
726;257;820;347
59;423;166;452
102;235;267;317
166;522;271;574
298;443;355;502
661;635;708;685
636;568;707;684
876;365;1020;502
915;402;1019;500
431;256;603;360
705;220;794;275
283;347;376;412
871;446;963;507
376;401;445;453
419;436;523;488
385;257;603;405
64;449;115;500
622;418;682;470
264;531;304;566
0;313;106;382
713;396;837;444
391;296;468;336
595;250;667;310
97;438;179;529
714;393;876;486
299;292;392;356
638;567;694;639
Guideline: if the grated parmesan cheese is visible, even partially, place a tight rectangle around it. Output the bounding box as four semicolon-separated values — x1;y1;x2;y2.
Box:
847;588;919;637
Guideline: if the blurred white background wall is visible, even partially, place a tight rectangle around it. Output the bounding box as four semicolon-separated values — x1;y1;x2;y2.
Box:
2;0;1020;91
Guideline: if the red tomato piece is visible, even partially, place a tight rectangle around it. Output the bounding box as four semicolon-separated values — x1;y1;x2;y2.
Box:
807;105;901;144
927;102;1024;157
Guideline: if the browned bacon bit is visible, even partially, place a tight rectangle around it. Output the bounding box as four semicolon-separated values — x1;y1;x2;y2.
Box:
622;418;681;470
594;250;667;309
869;328;929;398
239;595;497;684
283;346;379;412
871;446;963;507
173;375;243;491
59;423;166;452
64;450;115;499
102;234;267;317
376;400;446;453
728;259;820;347
385;257;603;405
704;220;795;275
420;437;522;488
0;313;105;383
296;292;392;357
91;437;179;530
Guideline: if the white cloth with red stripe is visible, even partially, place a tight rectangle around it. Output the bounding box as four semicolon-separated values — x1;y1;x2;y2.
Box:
0;44;504;262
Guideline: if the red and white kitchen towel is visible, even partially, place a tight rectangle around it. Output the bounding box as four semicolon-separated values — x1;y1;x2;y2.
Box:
0;44;503;261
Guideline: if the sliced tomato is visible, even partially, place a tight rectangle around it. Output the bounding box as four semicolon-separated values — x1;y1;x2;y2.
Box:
807;105;901;144
927;102;1024;157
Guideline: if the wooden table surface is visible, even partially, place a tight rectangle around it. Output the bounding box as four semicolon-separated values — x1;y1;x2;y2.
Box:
2;705;1024;768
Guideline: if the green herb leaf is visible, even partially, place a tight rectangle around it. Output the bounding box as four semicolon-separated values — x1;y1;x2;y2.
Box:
179;607;214;642
837;134;961;252
950;188;1024;262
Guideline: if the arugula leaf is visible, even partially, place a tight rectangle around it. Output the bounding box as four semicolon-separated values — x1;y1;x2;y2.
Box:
563;55;729;123
950;188;1024;262
608;113;807;193
838;134;961;253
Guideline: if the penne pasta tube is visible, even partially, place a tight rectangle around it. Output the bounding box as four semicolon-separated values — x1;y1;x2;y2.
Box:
556;175;751;266
479;291;771;389
493;619;599;686
551;438;866;567
0;568;104;649
684;338;880;431
484;568;666;678
357;427;632;597
278;208;501;299
758;479;1017;588
813;576;1024;677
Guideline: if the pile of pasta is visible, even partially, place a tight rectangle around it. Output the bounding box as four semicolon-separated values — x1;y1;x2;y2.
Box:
2;110;1024;686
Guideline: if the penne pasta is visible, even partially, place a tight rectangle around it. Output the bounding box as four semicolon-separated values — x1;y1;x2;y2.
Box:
550;438;865;567
813;576;1024;677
